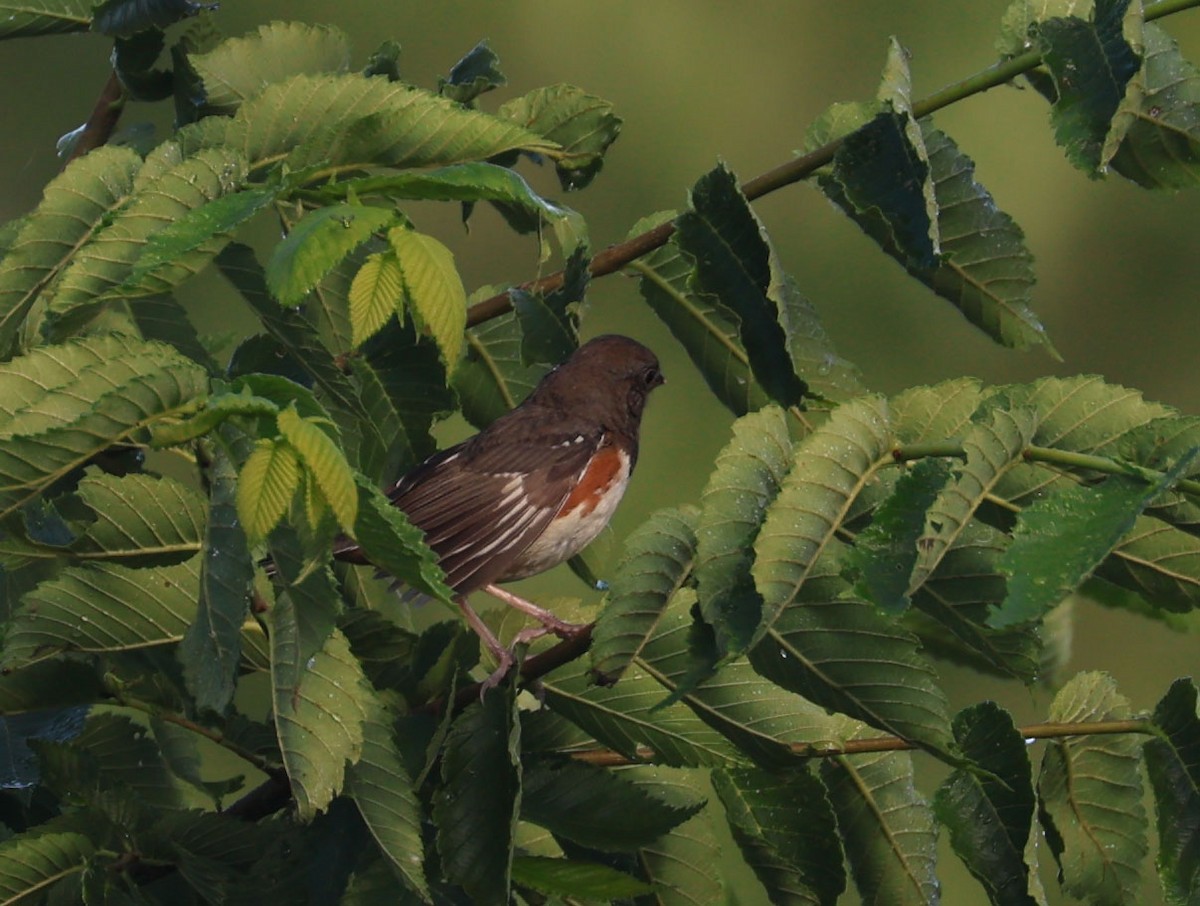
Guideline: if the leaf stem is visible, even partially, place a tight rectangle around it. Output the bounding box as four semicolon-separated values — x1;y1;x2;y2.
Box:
465;0;1200;329
568;719;1155;766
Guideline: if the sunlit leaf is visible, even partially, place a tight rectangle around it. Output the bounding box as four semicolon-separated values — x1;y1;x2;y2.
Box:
348;251;404;349
236;438;302;544
276;405;357;533
387;228;466;371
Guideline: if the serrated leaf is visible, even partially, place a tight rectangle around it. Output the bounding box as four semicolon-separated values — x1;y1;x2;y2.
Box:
46;146;249;335
4;558;198;667
189;21;352;113
0;827;94;902
627;766;727;906
994;453;1196;627
454;309;552;429
675;165;807;408
1036;0;1141;174
996;0;1095;57
890;378;986;444
276;406;357;532
713;764;845;905
1145;678;1200;905
1107;23;1200;188
521;759;704;852
388;228;466;371
180;72;560;172
350;474;454;603
64;711;179;806
182;444;253;714
935;702;1039;906
91;0;212;37
590;506;699;684
348;251;404;349
71;471;205;563
347;699;428;900
267;205;398;308
0;0;92;38
498;84;621;190
0;145;141;355
237;439;301;545
434;687;520;906
1038;671;1147;905
1121;415;1200;534
510;855;652;899
269;616;369;820
821;733;939;906
695;406;793;659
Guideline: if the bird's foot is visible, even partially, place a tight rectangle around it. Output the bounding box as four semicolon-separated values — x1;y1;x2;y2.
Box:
482;583;589;639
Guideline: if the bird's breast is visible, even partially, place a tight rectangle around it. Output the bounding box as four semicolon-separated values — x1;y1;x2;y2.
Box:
501;445;631;581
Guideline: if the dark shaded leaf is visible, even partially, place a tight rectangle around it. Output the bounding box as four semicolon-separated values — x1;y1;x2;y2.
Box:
1144;678;1200;906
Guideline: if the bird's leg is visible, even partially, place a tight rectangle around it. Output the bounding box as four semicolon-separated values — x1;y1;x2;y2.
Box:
482;583;588;639
456;596;516;693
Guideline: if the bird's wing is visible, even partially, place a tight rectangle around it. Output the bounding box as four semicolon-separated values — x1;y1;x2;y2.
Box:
383;418;604;593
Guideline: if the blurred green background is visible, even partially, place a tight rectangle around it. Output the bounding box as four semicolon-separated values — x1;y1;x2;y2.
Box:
2;3;1198;902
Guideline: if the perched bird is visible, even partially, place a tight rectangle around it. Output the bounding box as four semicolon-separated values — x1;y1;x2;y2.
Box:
337;334;663;686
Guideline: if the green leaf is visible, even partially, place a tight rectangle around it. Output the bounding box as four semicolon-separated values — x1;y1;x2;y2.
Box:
713;764;845;905
0;0;92;38
627;766;727;906
188;21;352;113
498;84;621;190
61;712;179;806
454;309;552;429
590;506;699;685
348;251;404;349
695;405;792;658
350;474;455;603
821;733;939;906
237;439;302;544
434;687;521;906
1122;415;1200;535
347;698;428;900
1038;671;1147;905
994;453;1196;627
181;72;560;172
1036;0;1141;174
276;406;357;533
0;146;141;355
387;228;467;371
520;759;705;851
0;827;94;902
1107;23;1200;188
181;444;253;714
440;39;506;104
934;702;1039;906
996;0;1093;57
72;470;205;563
267;204;399;308
1145;678;1200;906
4;558;198;667
46;146;249;335
510;855;652;898
128;294;218;371
269;618;369;820
0;660;106;713
91;0;212;37
675;165;807;408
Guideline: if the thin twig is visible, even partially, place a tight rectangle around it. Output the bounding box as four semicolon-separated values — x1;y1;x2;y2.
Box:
65;71;125;166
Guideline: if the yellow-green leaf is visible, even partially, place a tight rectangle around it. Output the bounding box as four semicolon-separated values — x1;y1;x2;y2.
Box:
349;250;404;349
236;439;301;544
276;407;357;532
389;228;466;370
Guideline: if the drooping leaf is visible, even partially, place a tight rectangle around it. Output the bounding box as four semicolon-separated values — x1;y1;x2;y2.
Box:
348;251;404;350
346;698;428;900
387;228;467;370
267;204;399;308
3;558;199;668
237;438;302;545
1035;0;1141;175
434;687;521;906
1038;671;1147;905
675;165;807;409
590;506;699;685
821;731;939;906
276;405;357;533
1107;23;1200;188
0;146;141;355
498;84;621;190
520;758;704;852
713;764;845;905
188;21;352;113
935;702;1039;906
181;443;253;714
994;452;1197;627
694;405;792;658
1144;678;1200;905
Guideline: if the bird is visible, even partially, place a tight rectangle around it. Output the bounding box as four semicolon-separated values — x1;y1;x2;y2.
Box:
336;334;664;687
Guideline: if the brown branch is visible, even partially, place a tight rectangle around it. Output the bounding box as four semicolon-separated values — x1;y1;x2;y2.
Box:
65;71;126;166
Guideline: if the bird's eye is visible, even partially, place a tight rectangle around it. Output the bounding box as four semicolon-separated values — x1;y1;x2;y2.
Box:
643;367;661;387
